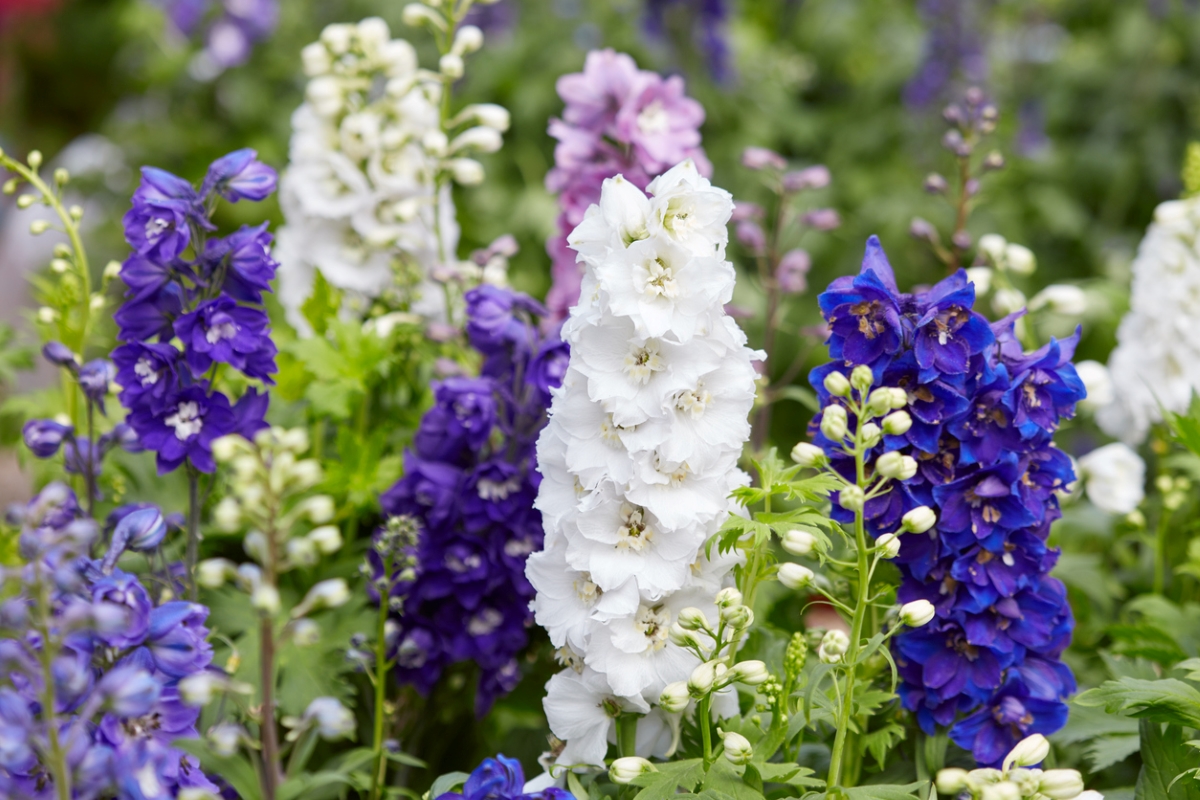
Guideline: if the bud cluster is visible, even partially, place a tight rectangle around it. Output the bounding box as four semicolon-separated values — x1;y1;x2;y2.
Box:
935;735;1092;800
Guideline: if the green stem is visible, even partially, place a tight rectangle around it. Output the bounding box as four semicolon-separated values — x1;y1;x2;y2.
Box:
186;467;201;601
698;694;713;763
617;714;639;759
371;557;393;800
1154;510;1169;595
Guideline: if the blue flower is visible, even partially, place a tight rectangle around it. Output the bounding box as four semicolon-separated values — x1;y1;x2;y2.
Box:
203;222;278;303
201;148;277;203
123;167;208;262
174;295;277;381
912;270;993;379
439;755;571;800
113;341;183;415
817;236;906;366
950;679;1070;768
22;418;73;458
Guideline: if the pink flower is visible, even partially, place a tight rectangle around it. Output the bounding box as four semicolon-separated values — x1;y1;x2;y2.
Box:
615;74;705;173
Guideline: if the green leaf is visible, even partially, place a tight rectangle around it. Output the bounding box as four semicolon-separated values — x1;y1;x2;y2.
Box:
1165;393;1200;459
1054;700;1140;746
701;758;766;800
1076;678;1200;729
1136;721;1200;800
173;738;262;800
301;269;344;337
754;761;822;788
1085;734;1142;773
279;770;360;800
774;385;820;412
630;759;706;800
842;781;926;800
862;722;907;769
429;771;471;799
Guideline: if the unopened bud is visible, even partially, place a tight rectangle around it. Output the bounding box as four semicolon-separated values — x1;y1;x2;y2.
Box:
876;533;900;559
677;607;709;631
981;782;1021;800
669;623;700;649
308;525;343;555
882;411;912;435
1003;734;1050;770
452;25;483;55
659;681;690;713
876;452;917;481
728;660;769;686
714;587;743;609
820;406;848;441
196;558;236;588
791;442;827;467
823;371;851;397
899;599;936;628
936;768;970;795
818;629;849;664
688;661;723;696
29;220;50;235
1004;243;1036;275
902;506;937;534
722;731;753;765
53;168;69;185
251;584;281;615
1038;771;1084;800
610;757;655;785
781;529;817;557
850;364;874;393
860;422;882;448
868;388;896;416
838;485;866;512
777;562;814;590
439;53;464;79
27;150;42;169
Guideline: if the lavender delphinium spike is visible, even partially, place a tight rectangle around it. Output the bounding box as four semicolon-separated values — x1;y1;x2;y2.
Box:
807;237;1083;766
544;49;710;323
376;286;567;714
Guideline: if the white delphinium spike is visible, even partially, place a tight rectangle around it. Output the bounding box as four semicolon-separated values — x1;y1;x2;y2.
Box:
528;160;759;767
1099;197;1200;443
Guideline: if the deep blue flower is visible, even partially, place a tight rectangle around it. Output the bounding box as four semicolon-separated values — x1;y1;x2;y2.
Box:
203;223;278;303
933;455;1036;546
146;602;214;677
439;754;571;800
174;295;277;381
22;418;72;458
126;385;238;474
1000;329;1086;439
949;679;1070;768
78;359;117;405
42;340;77;368
91;570;153;648
201;149;277;203
818;236;906;365
527;336;570;401
114;281;187;343
413;378;499;462
113;341;183;414
109;506;169;556
465;285;545;355
123;167;209;263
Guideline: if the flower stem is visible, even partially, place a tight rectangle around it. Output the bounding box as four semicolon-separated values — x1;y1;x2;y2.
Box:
697;693;714;763
186;466;201;601
371;558;393;800
617;713;639;758
260;614;280;800
84;398;96;521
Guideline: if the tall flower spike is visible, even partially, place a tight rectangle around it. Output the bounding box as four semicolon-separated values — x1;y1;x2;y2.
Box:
809;236;1083;767
1097;197;1200;444
544;49;710;324
528;160;759;767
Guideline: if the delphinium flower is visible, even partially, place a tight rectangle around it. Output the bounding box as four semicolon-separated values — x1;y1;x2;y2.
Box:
642;0;732;82
1096;197;1200;444
194;428;349;800
153;0;279;71
527;161;759;768
436;754;570;800
806;236;1084;766
275;13;510;329
112;148;276;582
543;49;710;323
377;284;567;715
0;483;219;798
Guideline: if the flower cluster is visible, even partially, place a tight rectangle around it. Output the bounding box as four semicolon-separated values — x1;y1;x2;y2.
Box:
155;0;279;71
544;49;710;323
112;149;277;475
378;285;566;715
936;734;1097;800
1097;197;1200;444
0;483;217;798
528;161;758;767
437;754;569;800
275;17;510;327
808;237;1084;766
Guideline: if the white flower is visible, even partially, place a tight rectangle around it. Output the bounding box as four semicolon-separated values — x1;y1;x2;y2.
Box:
303;697;355;740
1029;284;1087;316
543;668;649;767
1077;443;1145;515
525;543;640;652
1074;360;1113;410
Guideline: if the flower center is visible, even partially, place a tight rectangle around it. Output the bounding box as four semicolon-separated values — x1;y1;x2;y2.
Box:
164;401;203;441
638;256;679;299
634;604;672;651
478;475;520;500
555;647;584;672
467;608;503;636
616;503;653;552
145;217;171;239
675;382;711;418
574;573;602;604
205;319;239;345
134;357;160;386
446;552;482;573
624;341;666;384
636;100;670;134
396;635;427;668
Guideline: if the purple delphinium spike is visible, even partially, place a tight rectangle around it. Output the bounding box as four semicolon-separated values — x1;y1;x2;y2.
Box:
808;236;1084;767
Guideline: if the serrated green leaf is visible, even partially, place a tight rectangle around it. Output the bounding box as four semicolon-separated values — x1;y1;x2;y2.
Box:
861;723;906;769
301;269;343;337
1084;734;1141;772
631;759;706;800
702;758;765;800
1136;721;1200;800
1076;678;1200;728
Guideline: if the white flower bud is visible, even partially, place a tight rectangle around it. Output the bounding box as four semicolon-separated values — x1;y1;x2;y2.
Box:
306;76;343;117
777;562;814;590
876;533;900;559
244;531;269;564
29;220;50;235
251;584;281;615
837;485;866;512
688;661;723;696
899;599;935;628
319;23;353;54
278;428;310;453
782;529;817;557
1030;284;1086;316
820;629;849;656
728;660;769;686
823;371;851;397
294;579;350;617
452;25;484;55
301;42;331;76
980;781;1021;800
450;126;503;154
659;681;691;713
461;103;510;131
966;265;993;295
1004;243;1036;274
214;497;242;532
1004;734;1050;770
290;460;323;491
978;234;1007;264
790;442;827;467
876;452;917;481
439;53;464;79
27;150;42;168
179;672;223;706
820;405;848;441
356;17;390;53
103;260;122;279
308;525;343;555
668;622;700;648
423;129;449;155
286;536;318;568
882;410;912;435
196;558;236;589
860;422;882;448
1038;770;1085;800
992;288;1027;316
676;607;709;631
850;364;874;393
610;757;655;784
297;496;335;523
936;768;970;795
447;158;486;185
722;731;753;765
401;4;445;29
304;697;355;740
291;618;321;646
901;506;937;533
714;587;743;608
867;388;896;416
88;294;105;311
50;258;69;273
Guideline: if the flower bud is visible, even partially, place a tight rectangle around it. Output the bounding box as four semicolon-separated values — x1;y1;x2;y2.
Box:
823;371;851;397
980;782;1021;800
899;599;936;628
867;388;895;416
837;485;866;512
818;629;849;663
301;42;332;76
179;672;223;706
714;587;743;608
291;618;321;646
720;605;752;629
876;452;917;481
196;558;236;589
781;529;817;557
295;579;351;617
876;533;900;559
27;150;42;169
251;584;281;615
777;563;813;590
993;288;1027;316
447;158;485;185
207;722;242;758
29;219;50;235
214;497;242;532
1004;243;1036;275
610;757;655;784
659;681;690;713
1003;734;1050;770
1038;770;1084;800
860;422;882;448
308;525;343;555
820;405;848;441
244;531;269;564
668;623;700;648
722;731;753;765
677;607;709;631
452;25;484;55
1030;284;1086;316
450;126;503;155
286;537;318;568
290;460;323;490
936;768;970;795
304;697;355;740
439;53;464;78
791;442;827;467
882;411;912;435
728;660;769;686
850;365;874;394
902;506;937;533
460;103;510;132
42;341;78;367
688;661;723;696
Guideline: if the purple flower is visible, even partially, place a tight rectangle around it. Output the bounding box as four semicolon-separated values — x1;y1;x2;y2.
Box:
114;281;187;343
201;148;277;202
776;249;811;294
78;359;117;404
23;418;72;458
146;602;214;677
615;73;705;176
950;681;1069;768
465;286;542;355
110;506;169;557
127;385;237;474
440;754;571;800
98;667;161;718
381;457;464;531
414;378;498;462
123;167;208;263
113;341;182;415
173;295;277;381
42;341;77;368
1000;330;1085;439
527;337;569;400
818;236;906;365
912;270;994;378
203;223;278;303
91;570;153;648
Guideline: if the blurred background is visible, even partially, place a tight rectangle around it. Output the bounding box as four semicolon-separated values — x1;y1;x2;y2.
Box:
1;0;1198;776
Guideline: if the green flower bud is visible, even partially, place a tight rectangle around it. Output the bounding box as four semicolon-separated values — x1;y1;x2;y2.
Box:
820;405;848;441
823;371;851;397
882;410;912;435
610;757;655;785
722;731;753;765
791;442;827;467
850;364;874;394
